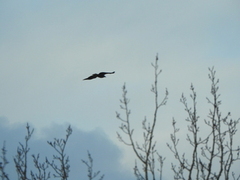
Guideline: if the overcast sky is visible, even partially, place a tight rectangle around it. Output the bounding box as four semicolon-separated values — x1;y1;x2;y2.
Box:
1;1;240;180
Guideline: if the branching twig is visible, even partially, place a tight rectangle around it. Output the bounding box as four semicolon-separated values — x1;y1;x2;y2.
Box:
0;141;10;180
168;67;240;179
46;125;72;180
31;154;50;180
82;151;104;180
14;123;34;180
116;54;168;180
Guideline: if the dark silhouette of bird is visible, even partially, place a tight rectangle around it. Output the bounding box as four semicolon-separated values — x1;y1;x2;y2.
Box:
83;71;115;80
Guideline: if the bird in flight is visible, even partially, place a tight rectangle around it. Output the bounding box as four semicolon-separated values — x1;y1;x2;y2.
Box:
83;71;115;80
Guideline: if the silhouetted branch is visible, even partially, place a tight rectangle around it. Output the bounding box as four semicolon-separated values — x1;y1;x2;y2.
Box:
168;67;240;179
14;123;34;180
81;151;104;180
116;54;168;180
156;152;165;180
46;125;72;180
133;161;145;180
0;141;10;180
30;154;50;180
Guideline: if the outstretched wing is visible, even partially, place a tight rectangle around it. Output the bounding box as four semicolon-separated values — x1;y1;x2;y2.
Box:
99;71;115;75
83;73;98;80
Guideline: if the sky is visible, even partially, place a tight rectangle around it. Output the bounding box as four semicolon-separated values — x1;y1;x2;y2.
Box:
0;0;240;179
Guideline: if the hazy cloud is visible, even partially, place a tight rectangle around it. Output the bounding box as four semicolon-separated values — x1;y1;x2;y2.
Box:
0;119;134;180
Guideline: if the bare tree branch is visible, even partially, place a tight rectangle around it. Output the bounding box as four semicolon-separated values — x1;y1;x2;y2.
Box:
116;54;168;180
30;154;50;180
168;67;240;180
82;151;104;180
0;141;10;180
14;123;34;180
46;125;72;180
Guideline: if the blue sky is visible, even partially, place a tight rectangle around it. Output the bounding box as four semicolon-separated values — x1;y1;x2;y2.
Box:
1;1;240;179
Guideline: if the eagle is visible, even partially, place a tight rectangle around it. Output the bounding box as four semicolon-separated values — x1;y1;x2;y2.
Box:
83;71;115;80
